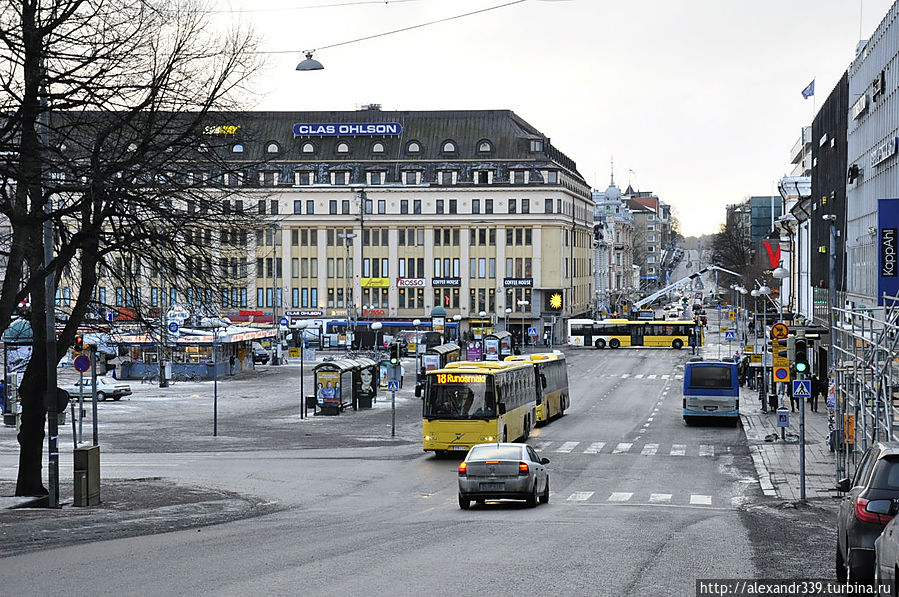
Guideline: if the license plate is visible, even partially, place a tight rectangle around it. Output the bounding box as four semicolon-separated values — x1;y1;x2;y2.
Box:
480;483;504;491
452;445;468;451
704;406;718;411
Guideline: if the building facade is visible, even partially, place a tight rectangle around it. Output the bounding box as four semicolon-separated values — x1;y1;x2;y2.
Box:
142;108;595;343
592;175;635;315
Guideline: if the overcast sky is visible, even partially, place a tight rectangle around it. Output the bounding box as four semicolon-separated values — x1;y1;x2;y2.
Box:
211;0;895;237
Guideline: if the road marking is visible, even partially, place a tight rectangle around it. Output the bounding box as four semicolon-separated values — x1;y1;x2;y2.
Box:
556;441;579;453
621;374;630;378
584;442;605;454
699;444;715;457
642;423;650;428
670;444;686;456
567;491;594;501
634;374;644;379
661;375;670;380
647;417;654;422
608;492;633;502
648;374;657;379
535;442;553;451
690;494;713;505
641;444;659;456
649;493;672;503
612;442;632;454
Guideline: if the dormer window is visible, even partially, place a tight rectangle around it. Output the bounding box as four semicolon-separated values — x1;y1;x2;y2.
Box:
371;142;385;154
529;140;543;152
266;141;280;154
336;142;350;154
477;139;493;153
441;140;457;154
302;142;315;154
232;144;244;153
406;141;421;154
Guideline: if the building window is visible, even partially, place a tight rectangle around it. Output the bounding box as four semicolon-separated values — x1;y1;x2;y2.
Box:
529;140;543;152
547;171;558;184
342;200;350;215
522;199;529;214
449;200;457;214
333;171;347;185
406;141;421;154
372;142;385;153
404;171;417;185
442;140;457;153
477;139;493;153
266;141;280;154
329;200;337;215
545;198;553;213
413;200;422;214
370;171;382;185
513;171;525;184
270;199;279;215
336;142;350;154
231;144;244;153
400;200;408;214
258;199;266;215
378;200;386;214
306;200;314;215
302;142;315;153
485;199;493;214
475;170;489;184
472;199;480;214
509;199;516;214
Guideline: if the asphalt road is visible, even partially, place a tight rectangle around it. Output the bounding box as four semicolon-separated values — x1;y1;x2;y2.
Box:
0;347;839;595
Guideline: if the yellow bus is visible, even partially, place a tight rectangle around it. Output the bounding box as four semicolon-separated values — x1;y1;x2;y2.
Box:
422;361;537;455
505;352;570;424
567;318;704;350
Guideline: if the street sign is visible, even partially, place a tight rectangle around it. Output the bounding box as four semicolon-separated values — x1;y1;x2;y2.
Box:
724;330;735;341
773;365;791;382
387;380;399;392
792;380;811;398
728;310;735;321
73;355;91;373
771;322;789;340
844;414;855;444
749;354;762;364
279;316;289;327
167;306;189;321
776;408;790;428
744;345;754;353
167;321;180;336
528;327;537;337
105;311;116;322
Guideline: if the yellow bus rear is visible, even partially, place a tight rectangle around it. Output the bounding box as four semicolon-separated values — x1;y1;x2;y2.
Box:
505;352;570;424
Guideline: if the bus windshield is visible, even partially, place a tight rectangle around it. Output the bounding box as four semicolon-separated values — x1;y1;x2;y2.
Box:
689;366;733;389
425;377;495;419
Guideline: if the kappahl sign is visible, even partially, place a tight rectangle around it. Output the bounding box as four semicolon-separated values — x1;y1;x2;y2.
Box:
293;122;403;137
878;198;899;304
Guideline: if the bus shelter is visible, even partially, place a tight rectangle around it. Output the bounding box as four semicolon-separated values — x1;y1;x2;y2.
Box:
483;331;514;361
416;342;461;397
352;357;379;409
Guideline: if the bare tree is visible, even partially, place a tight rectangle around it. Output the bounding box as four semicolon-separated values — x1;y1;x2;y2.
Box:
710;210;753;276
0;0;264;496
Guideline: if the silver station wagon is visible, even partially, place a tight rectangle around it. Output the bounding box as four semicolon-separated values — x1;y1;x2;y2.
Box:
457;442;550;509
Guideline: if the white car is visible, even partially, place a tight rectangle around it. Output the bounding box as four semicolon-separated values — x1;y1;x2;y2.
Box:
61;376;132;401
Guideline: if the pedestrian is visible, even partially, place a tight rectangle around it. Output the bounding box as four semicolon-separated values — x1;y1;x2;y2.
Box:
810;374;823;413
229;354;236;376
0;378;5;415
543;332;550;347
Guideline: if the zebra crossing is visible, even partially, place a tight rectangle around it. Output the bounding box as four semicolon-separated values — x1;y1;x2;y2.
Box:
602;373;683;380
533;440;723;457
561;489;735;508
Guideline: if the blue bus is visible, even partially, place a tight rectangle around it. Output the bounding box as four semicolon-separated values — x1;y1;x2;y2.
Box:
682;359;739;426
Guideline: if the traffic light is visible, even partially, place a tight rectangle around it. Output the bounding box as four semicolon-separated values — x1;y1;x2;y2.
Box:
794;336;809;374
389;342;400;365
73;334;83;353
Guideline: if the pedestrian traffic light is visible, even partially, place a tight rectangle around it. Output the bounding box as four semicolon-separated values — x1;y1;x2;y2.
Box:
794;337;809;374
73;335;83;353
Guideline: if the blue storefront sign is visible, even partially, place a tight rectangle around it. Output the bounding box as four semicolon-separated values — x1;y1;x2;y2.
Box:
878;198;899;304
292;122;403;136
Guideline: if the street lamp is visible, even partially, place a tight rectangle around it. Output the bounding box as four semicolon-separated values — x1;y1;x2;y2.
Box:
757;284;772;413
338;232;357;349
371;321;383;351
452;314;461;342
772;266;790;323
517;300;529;351
413;318;422;391
292;320;309;419
505;307;511;333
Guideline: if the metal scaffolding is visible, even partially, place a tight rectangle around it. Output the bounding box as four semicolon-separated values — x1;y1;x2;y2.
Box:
831;294;899;481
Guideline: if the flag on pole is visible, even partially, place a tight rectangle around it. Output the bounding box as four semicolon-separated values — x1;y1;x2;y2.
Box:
801;79;815;99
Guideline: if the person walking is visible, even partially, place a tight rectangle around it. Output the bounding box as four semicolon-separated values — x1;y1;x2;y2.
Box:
810;374;823;413
789;382;799;413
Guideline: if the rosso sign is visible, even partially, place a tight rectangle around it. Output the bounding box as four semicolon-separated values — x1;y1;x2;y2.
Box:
396;278;426;287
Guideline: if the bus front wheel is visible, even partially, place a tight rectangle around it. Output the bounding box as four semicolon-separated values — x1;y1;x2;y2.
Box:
609;339;620;349
672;339;683;349
594;338;606;349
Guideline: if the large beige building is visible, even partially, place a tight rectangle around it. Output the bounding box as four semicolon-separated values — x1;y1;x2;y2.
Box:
156;108;594;344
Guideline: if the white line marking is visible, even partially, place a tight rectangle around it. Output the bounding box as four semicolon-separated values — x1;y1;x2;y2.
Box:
648;375;657;379
584;442;605;454
634;374;644;379
690;494;713;505
621;374;630;378
536;442;553;451
608;492;633;502
612;442;632;454
649;493;672;503
661;375;670;379
641;444;659;456
567;491;594;502
699;444;715;457
556;441;579;453
647;417;654;422
670;444;686;456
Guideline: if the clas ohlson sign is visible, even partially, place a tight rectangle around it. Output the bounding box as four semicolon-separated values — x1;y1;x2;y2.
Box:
293;122;403;136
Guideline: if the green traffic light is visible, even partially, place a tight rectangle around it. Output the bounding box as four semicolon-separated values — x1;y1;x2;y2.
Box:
796;363;807;373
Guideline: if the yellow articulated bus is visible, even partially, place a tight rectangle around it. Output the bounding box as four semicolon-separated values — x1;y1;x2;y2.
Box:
422;361;537;455
567;318;704;350
505;352;570;425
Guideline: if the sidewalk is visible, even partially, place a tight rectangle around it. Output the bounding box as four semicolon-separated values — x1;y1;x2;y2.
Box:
701;331;839;502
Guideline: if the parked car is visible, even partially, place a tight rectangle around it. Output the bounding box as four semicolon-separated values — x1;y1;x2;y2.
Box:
60;376;132;401
252;342;270;365
457;442;550;509
874;513;899;592
837;442;899;581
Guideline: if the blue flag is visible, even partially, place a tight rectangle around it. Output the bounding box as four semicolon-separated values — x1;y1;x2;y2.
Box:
801;79;815;99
